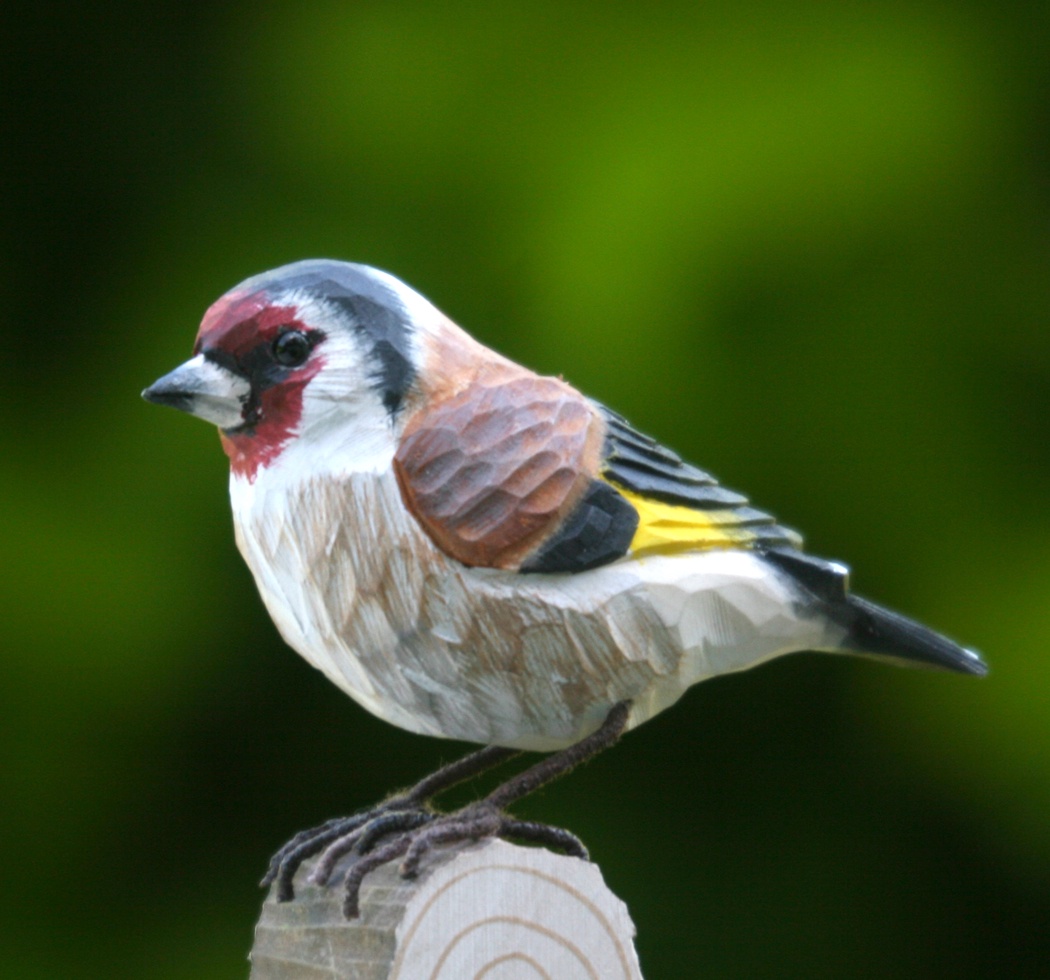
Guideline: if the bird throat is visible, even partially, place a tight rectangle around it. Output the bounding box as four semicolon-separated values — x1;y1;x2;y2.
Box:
220;362;323;482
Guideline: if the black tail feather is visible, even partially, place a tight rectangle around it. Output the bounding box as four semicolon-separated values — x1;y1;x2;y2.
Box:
842;594;987;676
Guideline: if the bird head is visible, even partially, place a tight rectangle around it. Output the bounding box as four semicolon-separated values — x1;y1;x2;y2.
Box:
143;260;456;481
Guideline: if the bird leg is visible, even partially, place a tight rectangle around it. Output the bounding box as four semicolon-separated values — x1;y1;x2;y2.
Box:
260;743;519;901
337;700;631;918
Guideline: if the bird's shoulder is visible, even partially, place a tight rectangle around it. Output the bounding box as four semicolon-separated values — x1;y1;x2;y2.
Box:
393;362;612;569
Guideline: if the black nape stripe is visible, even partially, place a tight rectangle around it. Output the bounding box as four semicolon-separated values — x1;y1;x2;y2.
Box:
521;480;639;574
330;295;415;416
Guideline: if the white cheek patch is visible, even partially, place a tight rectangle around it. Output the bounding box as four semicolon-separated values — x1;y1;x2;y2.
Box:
259;299;401;477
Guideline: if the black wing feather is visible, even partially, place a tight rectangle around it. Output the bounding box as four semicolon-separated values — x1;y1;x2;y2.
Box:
523;403;802;574
596;404;793;536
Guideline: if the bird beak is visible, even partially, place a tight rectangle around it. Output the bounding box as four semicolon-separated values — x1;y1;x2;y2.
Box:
142;354;251;430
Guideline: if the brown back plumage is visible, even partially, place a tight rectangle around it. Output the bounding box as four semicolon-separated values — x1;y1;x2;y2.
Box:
394;366;605;569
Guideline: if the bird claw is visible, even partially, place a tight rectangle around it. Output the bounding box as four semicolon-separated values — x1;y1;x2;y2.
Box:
308;806;436;886
340;802;588;917
262;707;626;915
265;798;589;917
261;796;431;901
261;744;522;903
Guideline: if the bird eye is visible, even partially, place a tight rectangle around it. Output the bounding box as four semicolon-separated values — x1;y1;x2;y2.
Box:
272;329;311;367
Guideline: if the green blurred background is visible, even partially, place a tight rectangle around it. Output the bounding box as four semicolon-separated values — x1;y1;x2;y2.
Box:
5;1;1050;977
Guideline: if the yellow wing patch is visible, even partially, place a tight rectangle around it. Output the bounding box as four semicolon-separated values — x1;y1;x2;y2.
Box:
612;484;756;556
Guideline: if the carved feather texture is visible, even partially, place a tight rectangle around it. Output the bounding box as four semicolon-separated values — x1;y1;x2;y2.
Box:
154;260;981;758
232;469;843;750
393;371;605;569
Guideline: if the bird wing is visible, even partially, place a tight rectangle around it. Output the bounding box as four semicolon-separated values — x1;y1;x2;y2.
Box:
394;366;801;574
393;369;620;570
394;370;986;677
595;405;801;558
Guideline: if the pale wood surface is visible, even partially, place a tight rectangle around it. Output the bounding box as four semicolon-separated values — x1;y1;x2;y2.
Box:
250;839;644;979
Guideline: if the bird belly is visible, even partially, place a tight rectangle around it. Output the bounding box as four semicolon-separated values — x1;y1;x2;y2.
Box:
231;470;841;751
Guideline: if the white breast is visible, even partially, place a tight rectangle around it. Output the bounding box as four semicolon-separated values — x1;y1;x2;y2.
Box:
230;467;843;751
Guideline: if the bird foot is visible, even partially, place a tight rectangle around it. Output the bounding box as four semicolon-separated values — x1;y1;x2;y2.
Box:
335;802;589;918
260;743;520;903
259;795;434;903
260;704;629;917
261;797;589;918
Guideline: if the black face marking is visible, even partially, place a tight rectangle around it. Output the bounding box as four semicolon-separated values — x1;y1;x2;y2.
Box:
201;328;325;433
520;480;639;574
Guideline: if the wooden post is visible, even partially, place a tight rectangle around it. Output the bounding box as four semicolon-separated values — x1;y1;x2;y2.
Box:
250;838;644;979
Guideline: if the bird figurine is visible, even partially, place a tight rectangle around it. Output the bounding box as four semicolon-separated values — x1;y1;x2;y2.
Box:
143;259;986;917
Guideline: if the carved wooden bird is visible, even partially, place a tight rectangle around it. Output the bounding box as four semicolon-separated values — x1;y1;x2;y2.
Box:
143;260;986;916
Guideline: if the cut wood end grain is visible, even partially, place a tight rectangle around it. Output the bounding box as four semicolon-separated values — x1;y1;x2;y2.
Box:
250;838;644;979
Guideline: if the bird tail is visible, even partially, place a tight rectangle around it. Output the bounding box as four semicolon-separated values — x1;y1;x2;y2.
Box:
839;593;987;676
761;547;987;676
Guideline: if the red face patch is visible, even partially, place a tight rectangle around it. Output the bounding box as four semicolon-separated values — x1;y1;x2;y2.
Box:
219;357;324;482
195;289;301;358
197;288;325;482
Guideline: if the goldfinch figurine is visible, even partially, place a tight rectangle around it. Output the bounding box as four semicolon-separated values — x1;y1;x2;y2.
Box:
144;260;986;917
